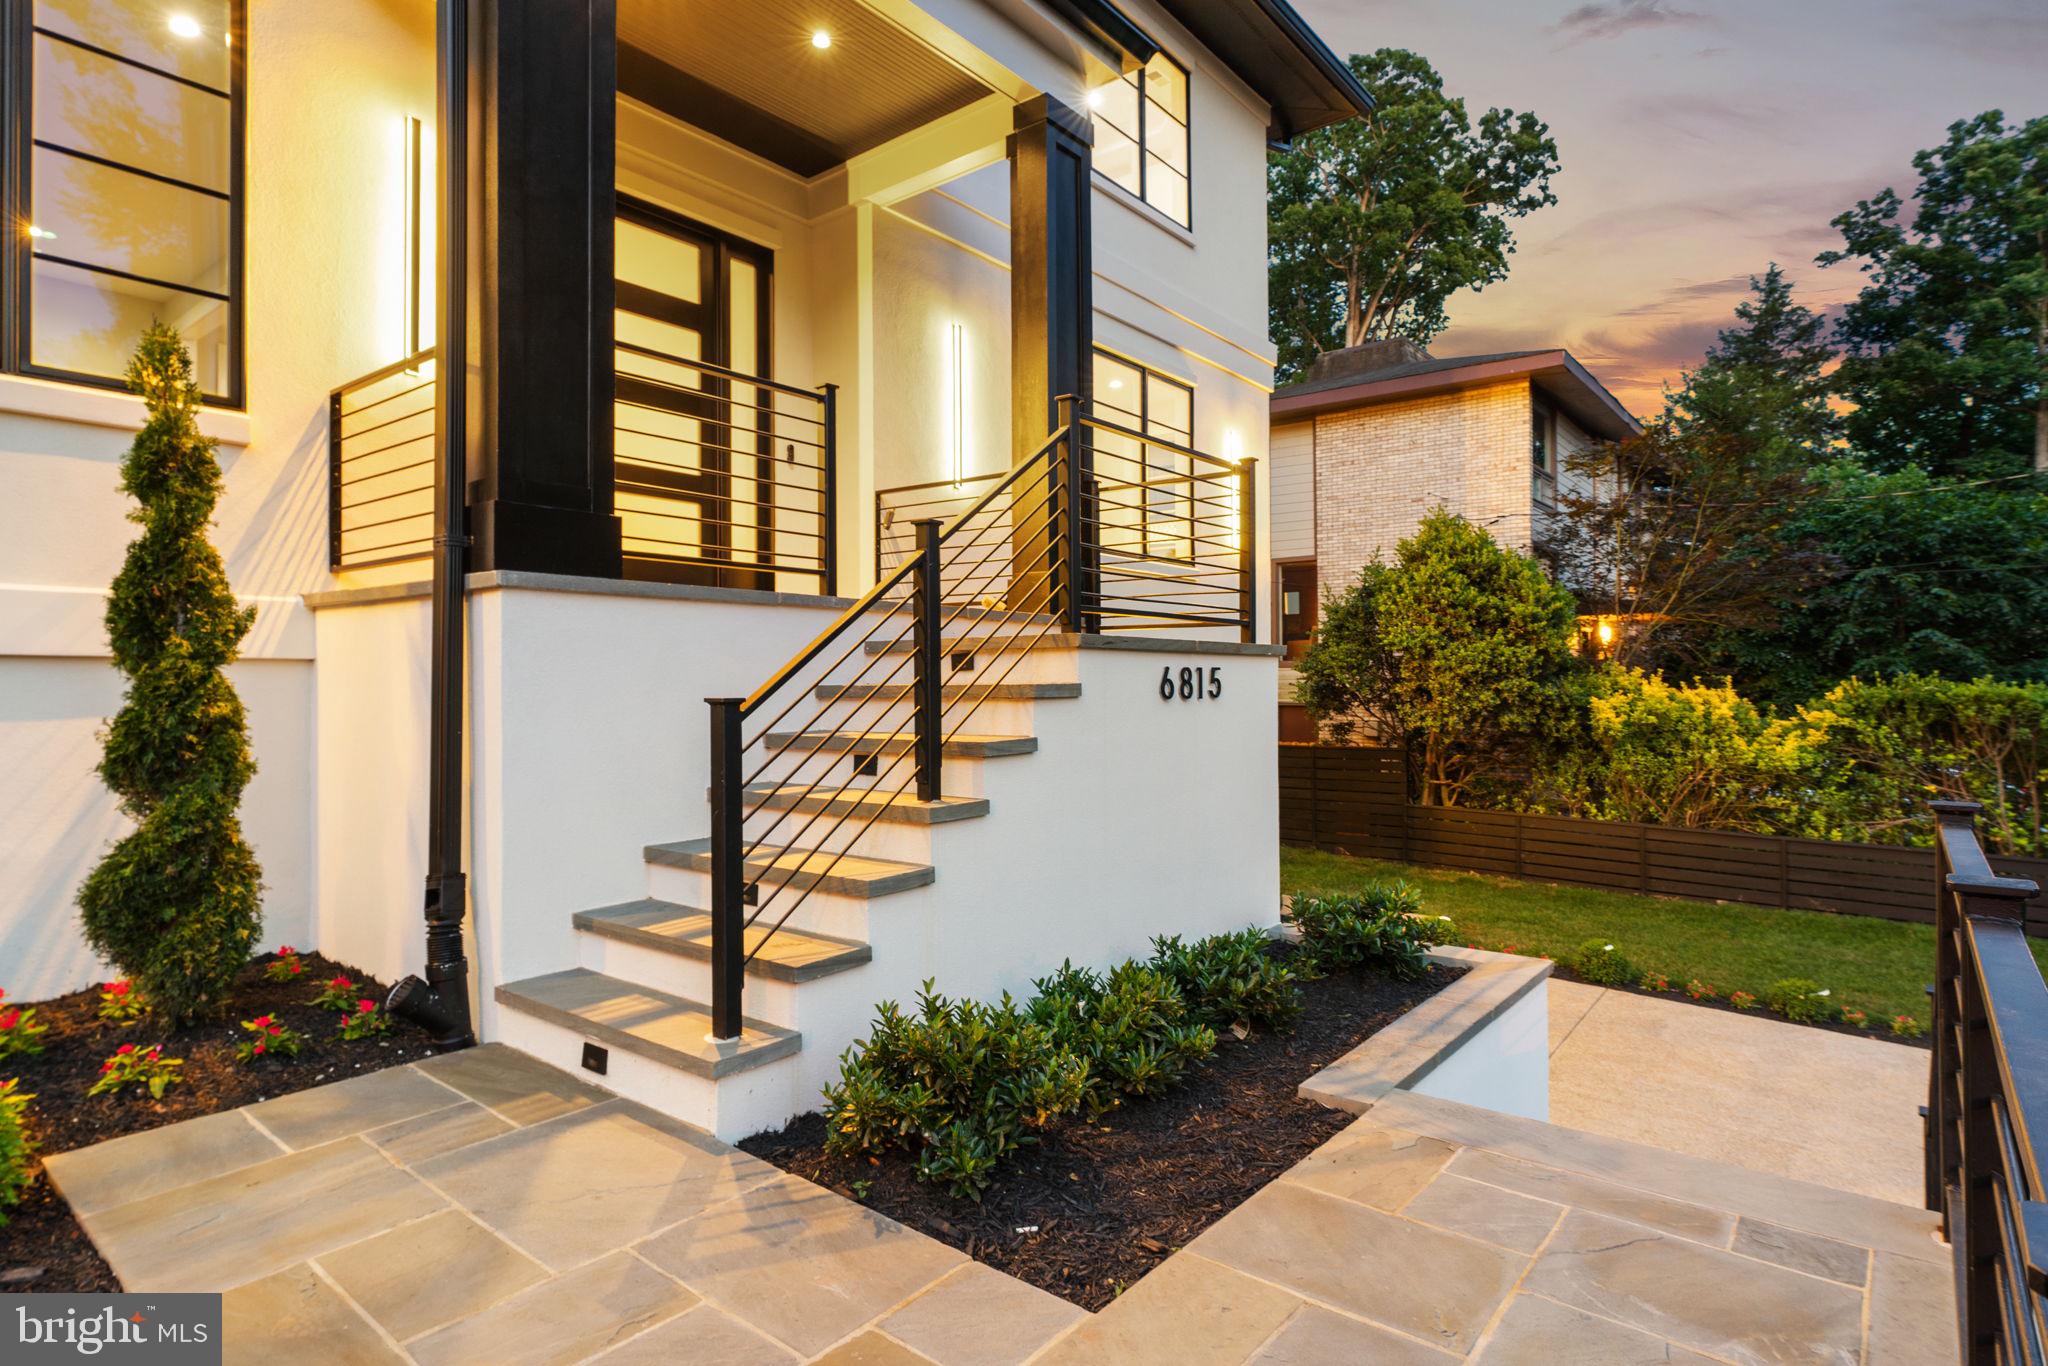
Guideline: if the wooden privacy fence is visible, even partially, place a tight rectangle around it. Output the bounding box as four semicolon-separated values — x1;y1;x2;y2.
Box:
1280;743;2048;935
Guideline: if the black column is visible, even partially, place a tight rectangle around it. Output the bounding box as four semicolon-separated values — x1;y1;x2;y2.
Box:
468;0;621;577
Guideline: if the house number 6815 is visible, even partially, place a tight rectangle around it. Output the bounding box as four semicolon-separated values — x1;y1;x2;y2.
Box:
1160;665;1222;700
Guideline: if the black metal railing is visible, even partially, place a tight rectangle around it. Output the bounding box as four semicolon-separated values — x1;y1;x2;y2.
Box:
1928;799;2048;1365
329;350;437;570
328;344;839;590
615;343;838;593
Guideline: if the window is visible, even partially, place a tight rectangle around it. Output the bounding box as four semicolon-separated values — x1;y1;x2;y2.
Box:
1531;396;1556;506
5;0;246;405
1088;50;1188;227
1093;350;1193;562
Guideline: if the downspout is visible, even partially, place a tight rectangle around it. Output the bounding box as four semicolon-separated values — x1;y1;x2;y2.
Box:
388;0;475;1049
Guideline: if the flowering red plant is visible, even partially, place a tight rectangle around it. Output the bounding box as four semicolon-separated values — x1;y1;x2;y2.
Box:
310;974;358;1012
90;1042;182;1099
262;947;306;983
0;990;46;1062
97;979;147;1024
339;998;391;1041
235;1013;305;1063
1729;990;1759;1010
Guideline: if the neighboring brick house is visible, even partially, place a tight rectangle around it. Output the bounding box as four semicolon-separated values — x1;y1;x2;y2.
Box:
1268;340;1640;739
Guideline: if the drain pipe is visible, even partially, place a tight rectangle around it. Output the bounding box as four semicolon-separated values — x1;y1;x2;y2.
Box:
388;0;475;1049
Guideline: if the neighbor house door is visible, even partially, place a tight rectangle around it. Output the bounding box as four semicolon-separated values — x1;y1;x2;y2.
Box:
612;198;775;587
1279;560;1317;660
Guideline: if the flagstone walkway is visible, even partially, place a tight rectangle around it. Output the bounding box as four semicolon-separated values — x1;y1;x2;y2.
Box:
42;1043;1955;1364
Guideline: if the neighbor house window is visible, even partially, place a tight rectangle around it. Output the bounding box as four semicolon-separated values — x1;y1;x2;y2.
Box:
1093;350;1194;561
5;0;245;405
1088;50;1188;227
1531;396;1556;506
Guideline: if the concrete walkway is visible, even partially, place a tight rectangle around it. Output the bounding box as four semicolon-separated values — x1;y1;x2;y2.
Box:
1546;980;1929;1205
43;1042;1955;1364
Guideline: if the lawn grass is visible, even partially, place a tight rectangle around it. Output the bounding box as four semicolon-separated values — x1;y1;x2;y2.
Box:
1283;845;2048;1030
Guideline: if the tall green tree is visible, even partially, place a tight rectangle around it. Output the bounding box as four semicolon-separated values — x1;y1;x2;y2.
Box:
78;325;262;1026
1820;111;2048;477
1296;510;1583;806
1267;49;1559;381
1670;263;1835;464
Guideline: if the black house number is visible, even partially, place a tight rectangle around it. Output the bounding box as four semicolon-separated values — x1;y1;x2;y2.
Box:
1160;665;1223;701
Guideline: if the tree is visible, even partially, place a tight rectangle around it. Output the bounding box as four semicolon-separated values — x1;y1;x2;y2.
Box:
1296;510;1583;806
1820;111;2048;478
1670;264;1835;464
78;325;262;1025
1267;49;1560;381
1701;464;2048;708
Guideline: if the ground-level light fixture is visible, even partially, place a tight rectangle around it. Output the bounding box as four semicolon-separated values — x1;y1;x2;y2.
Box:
811;29;831;49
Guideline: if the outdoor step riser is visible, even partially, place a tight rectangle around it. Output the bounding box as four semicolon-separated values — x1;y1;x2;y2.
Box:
739;809;935;865
643;862;883;943
859;644;1080;686
752;750;1001;799
802;697;1042;737
574;933;805;1029
492;1007;805;1143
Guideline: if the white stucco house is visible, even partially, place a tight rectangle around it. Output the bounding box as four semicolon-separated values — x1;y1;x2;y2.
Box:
0;0;1366;1137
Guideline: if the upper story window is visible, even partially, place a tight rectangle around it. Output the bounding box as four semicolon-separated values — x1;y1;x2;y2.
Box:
5;0;246;406
1531;396;1557;506
1093;349;1194;562
1088;50;1189;228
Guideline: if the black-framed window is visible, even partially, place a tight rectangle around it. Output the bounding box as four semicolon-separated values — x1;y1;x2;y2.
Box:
1093;349;1194;562
1531;395;1557;506
1089;49;1188;228
3;0;246;406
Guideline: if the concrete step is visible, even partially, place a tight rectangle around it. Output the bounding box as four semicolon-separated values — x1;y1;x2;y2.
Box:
741;782;989;825
863;632;1087;657
572;898;871;983
763;730;1037;760
493;967;799;1080
815;681;1080;703
644;837;935;898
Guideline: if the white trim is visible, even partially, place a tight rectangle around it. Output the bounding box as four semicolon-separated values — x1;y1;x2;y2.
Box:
0;581;313;660
0;373;252;447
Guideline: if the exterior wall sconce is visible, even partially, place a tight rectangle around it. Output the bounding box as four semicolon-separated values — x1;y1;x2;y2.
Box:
403;115;425;360
949;321;967;488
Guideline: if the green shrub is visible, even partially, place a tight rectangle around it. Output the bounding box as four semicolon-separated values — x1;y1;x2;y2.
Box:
0;1079;31;1226
822;985;1087;1198
1148;929;1302;1032
1764;978;1838;1024
1570;939;1638;986
1028;961;1214;1117
1291;888;1433;980
77;327;262;1026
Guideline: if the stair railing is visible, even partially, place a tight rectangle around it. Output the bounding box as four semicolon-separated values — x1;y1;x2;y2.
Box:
703;414;1077;1037
1926;800;2048;1364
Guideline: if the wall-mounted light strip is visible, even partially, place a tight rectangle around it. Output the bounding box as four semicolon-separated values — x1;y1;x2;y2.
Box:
403;114;424;359
949;321;966;489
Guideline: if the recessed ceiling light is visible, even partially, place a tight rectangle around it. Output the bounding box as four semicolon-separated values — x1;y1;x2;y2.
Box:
811;29;831;49
167;13;202;39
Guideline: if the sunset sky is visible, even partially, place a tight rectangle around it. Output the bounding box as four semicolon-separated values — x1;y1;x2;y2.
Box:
1290;0;2048;415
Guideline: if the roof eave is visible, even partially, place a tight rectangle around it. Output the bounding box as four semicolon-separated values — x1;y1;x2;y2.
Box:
1271;350;1642;441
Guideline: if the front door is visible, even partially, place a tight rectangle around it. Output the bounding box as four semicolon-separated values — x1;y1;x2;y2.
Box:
612;199;775;588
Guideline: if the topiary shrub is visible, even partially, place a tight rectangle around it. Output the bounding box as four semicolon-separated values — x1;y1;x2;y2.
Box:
1148;928;1302;1033
0;1079;31;1227
1763;978;1838;1024
76;326;262;1026
1569;939;1637;986
1291;889;1433;980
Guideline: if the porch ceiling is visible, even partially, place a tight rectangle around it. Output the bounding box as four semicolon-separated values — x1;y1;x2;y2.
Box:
618;0;993;177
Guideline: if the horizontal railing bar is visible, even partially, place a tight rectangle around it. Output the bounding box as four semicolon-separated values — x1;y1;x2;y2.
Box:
340;507;434;536
338;403;435;447
612;340;833;408
877;472;1005;499
339;528;438;557
741;560;923;717
337;456;433;490
615;505;829;543
1080;413;1240;473
336;548;432;571
339;427;436;467
614;429;829;466
338;355;436;405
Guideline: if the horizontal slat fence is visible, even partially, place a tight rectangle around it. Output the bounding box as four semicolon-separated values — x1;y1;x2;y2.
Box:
1280;743;2048;936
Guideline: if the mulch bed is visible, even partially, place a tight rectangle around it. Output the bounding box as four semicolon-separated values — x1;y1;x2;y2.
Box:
2;952;437;1294
740;953;1464;1310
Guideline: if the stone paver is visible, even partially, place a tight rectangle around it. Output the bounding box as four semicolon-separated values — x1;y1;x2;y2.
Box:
49;1044;1958;1365
248;1066;464;1150
1546;979;1926;1204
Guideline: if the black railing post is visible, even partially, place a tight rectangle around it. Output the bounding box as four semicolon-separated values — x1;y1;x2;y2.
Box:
707;697;746;1039
1236;456;1258;644
820;382;840;597
912;518;944;802
1053;394;1084;633
1931;800;1978;1232
327;387;345;570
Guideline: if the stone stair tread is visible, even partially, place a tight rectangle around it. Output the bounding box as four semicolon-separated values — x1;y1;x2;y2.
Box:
815;681;1080;702
494;968;799;1079
762;730;1038;759
645;837;935;897
573;898;871;982
740;783;990;824
864;632;1085;657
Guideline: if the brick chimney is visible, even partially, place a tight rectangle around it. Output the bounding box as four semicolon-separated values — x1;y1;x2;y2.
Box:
1304;338;1431;386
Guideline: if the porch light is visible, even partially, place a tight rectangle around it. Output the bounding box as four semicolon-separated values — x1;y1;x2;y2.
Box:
811;29;831;49
167;13;202;39
948;321;967;488
25;224;54;240
1086;88;1104;110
